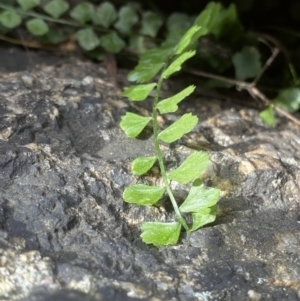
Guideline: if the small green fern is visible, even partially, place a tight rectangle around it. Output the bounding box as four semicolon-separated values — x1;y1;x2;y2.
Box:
120;6;221;246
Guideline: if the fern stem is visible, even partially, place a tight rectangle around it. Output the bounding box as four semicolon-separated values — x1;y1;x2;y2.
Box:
153;71;190;232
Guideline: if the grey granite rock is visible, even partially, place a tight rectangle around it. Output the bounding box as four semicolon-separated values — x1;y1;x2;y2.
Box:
0;53;300;301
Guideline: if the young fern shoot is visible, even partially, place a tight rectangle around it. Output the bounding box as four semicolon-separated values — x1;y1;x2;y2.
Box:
120;13;221;246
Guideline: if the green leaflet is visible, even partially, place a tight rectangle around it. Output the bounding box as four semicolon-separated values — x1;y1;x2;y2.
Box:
93;2;117;28
44;0;69;19
141;222;181;246
128;35;146;54
162;50;196;79
114;5;138;35
120;112;151;138
76;28;100;51
179;179;220;212
175;26;205;55
26;18;49;35
140;11;163;38
259;106;276;127
167;152;210;184
158;113;198;143
165;13;194;44
194;2;221;32
122;83;157;101
166;13;193;33
131;156;157;175
127;46;174;83
70;2;93;24
128;62;164;84
142;44;173;62
100;31;125;53
0;10;21;29
210;3;244;43
123;184;165;205
191;206;217;231
156;85;195;114
273;87;300;113
186;2;222;49
232;46;261;80
18;0;40;10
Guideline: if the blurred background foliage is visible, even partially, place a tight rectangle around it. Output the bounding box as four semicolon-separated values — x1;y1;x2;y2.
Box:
0;0;299;123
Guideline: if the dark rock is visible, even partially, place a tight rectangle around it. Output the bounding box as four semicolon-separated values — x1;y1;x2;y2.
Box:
0;48;300;301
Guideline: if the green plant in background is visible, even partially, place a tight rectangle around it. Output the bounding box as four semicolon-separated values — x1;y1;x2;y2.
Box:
0;0;163;56
120;5;221;246
1;0;299;125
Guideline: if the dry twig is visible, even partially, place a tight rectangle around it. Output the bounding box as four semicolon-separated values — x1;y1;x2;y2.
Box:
187;44;300;127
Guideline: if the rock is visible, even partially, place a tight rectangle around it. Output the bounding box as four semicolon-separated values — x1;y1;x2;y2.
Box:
0;48;300;301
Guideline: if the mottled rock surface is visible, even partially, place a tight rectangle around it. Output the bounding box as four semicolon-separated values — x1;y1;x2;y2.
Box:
0;48;300;301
